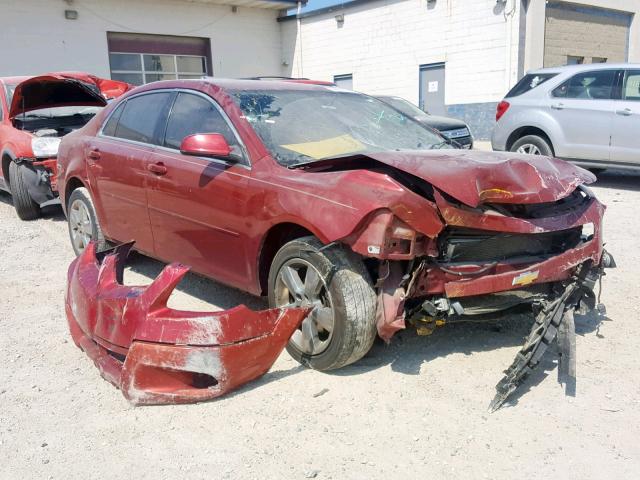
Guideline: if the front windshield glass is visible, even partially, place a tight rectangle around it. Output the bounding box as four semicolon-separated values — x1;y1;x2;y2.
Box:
4;83;101;119
230;89;449;167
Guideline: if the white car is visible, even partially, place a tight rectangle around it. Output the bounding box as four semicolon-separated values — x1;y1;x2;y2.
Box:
492;63;640;171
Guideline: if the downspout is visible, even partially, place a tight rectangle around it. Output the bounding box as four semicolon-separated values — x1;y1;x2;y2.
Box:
503;0;517;91
297;1;304;77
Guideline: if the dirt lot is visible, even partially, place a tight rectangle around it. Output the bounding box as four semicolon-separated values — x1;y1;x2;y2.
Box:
1;171;639;480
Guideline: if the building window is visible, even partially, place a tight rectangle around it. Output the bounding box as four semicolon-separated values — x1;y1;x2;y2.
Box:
109;53;207;85
333;74;353;90
592;57;608;64
107;32;212;86
566;55;585;65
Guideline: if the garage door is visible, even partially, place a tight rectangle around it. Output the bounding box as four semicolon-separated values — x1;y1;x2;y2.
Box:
107;32;212;85
544;2;631;67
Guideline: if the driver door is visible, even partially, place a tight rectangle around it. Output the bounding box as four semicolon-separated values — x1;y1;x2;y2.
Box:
146;91;252;288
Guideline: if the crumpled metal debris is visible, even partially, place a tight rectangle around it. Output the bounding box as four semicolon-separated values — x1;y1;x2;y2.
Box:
489;259;610;412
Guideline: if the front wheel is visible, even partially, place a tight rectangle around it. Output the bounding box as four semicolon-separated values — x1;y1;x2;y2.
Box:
8;161;41;220
510;135;554;156
268;237;377;371
67;187;106;255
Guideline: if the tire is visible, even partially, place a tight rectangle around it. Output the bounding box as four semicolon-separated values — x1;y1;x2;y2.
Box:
8;161;40;220
67;187;106;256
268;236;377;371
510;135;554;157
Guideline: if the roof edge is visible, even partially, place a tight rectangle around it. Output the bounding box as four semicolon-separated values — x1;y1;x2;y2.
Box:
278;0;370;21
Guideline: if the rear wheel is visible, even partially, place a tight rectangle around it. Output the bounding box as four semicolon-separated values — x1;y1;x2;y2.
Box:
67;187;106;255
268;236;377;371
8;161;40;220
511;135;553;157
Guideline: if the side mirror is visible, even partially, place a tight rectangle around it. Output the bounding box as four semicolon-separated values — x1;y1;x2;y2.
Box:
180;133;232;158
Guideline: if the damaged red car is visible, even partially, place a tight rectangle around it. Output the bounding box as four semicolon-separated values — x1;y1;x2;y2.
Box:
57;79;612;382
0;72;131;219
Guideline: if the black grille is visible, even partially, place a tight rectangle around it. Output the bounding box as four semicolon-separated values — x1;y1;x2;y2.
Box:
439;227;583;263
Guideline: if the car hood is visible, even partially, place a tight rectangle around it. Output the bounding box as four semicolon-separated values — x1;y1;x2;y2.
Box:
364;150;595;207
414;114;467;132
9;72;132;119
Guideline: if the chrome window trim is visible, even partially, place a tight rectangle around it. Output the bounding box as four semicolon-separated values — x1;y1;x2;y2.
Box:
98;88;251;169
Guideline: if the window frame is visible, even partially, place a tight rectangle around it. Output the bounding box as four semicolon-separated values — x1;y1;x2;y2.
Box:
621;69;640;102
109;52;207;85
99;88;250;168
157;89;250;168
551;69;623;101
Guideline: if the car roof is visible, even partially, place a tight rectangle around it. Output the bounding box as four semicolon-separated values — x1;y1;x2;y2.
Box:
130;77;346;93
0;76;30;86
527;63;640;75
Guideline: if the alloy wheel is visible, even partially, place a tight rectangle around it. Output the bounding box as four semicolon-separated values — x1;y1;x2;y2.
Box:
69;199;93;253
273;259;335;355
516;143;541;155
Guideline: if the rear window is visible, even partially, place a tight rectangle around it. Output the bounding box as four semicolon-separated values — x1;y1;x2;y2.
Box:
505;73;557;98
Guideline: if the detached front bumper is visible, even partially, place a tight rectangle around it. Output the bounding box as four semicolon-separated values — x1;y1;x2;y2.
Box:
65;242;308;405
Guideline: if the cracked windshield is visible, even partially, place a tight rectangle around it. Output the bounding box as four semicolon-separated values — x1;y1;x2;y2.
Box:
231;88;450;167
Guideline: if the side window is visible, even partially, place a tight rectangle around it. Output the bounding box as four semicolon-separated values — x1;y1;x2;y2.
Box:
164;92;238;152
114;92;173;144
102;102;125;137
552;70;616;100
623;70;640;101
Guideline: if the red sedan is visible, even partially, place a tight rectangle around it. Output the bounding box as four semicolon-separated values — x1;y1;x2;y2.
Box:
0;73;131;219
57;79;611;372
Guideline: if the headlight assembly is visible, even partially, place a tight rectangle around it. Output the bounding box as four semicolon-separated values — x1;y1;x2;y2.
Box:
31;137;61;158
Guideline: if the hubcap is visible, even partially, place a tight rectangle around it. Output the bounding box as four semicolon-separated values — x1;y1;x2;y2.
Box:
516;143;541;155
274;259;335;355
69;199;93;253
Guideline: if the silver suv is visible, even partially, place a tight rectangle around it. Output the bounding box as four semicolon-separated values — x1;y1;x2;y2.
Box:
492;63;640;170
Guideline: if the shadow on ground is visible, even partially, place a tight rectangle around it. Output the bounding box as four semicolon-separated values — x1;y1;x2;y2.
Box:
121;249;610;407
594;169;640;192
0;190;65;221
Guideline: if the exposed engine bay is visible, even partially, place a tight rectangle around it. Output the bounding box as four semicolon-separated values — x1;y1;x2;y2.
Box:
14;110;97;138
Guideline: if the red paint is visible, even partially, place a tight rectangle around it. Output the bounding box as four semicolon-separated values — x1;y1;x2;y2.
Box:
57;79;606;342
0;72;131;200
180;133;232;158
65;242;309;405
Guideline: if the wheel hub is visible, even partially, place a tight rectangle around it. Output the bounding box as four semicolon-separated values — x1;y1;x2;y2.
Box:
274;259;335;355
516;143;541;155
69;199;93;253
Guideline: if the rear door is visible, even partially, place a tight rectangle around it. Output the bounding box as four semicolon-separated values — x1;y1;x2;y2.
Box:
146;90;251;288
548;69;618;161
89;91;174;255
611;69;640;165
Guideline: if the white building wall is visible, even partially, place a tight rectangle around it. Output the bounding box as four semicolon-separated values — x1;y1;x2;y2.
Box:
0;0;283;78
281;0;521;107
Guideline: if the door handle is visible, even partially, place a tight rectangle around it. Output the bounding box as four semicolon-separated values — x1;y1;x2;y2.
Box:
147;162;168;175
87;147;101;160
616;108;633;116
551;103;564;110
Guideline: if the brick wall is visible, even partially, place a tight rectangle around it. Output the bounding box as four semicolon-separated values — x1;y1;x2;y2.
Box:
0;0;284;78
281;0;520;108
544;2;631;67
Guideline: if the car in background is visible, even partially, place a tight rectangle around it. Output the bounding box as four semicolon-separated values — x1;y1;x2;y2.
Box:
58;79;606;375
492;63;640;171
376;95;473;149
0;73;131;219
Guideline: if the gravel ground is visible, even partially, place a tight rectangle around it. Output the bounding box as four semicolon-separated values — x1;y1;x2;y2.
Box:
1;171;639;479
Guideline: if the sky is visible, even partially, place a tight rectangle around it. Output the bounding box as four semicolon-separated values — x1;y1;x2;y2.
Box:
296;0;346;13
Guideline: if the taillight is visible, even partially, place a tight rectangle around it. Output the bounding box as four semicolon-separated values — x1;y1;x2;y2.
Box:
496;101;510;121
